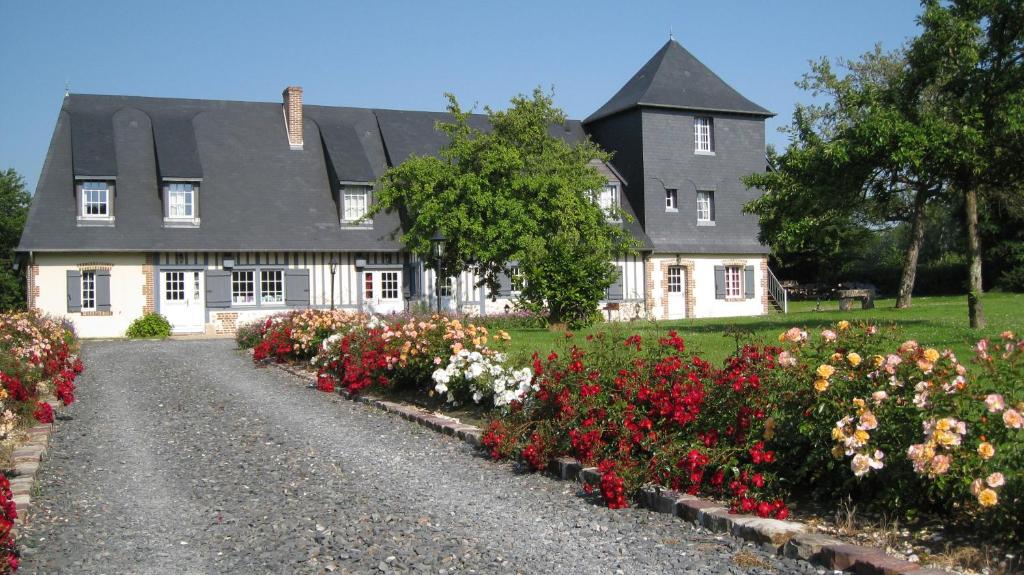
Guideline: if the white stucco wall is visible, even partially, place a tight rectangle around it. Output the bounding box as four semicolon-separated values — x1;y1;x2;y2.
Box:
648;254;767;320
32;252;148;338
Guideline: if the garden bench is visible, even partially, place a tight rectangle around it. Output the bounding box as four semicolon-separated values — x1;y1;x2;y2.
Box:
837;288;875;311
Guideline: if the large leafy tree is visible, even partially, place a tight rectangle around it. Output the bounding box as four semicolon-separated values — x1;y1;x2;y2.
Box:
905;0;1024;328
744;47;949;308
0;169;30;310
371;89;636;327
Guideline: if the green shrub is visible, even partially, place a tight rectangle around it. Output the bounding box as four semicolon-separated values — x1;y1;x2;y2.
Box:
125;313;172;339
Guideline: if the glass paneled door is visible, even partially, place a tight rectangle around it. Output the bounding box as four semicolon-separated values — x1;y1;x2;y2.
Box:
363;270;404;314
667;266;686;319
160;270;205;333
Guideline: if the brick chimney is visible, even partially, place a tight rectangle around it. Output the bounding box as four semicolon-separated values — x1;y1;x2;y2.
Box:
282;86;303;150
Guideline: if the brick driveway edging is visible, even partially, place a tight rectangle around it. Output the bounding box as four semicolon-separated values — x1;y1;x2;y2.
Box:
9;416;55;533
266;360;954;575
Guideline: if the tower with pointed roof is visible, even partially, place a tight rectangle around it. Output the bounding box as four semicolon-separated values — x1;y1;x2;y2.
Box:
584;39;777;319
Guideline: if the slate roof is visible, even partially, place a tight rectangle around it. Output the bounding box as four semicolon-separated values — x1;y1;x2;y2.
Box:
585;40;773;123
20;94;652;252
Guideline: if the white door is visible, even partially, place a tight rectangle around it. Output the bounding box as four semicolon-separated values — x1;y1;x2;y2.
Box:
437;276;457;312
161;270;205;333
363;270;404;314
667;266;686;319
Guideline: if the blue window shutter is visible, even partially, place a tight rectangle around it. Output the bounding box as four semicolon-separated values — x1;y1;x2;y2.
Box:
714;266;726;300
205;271;231;308
402;262;419;298
497;271;512;297
96;270;112;311
285;269;310;306
607;267;624;300
744;265;756;299
67;270;82;312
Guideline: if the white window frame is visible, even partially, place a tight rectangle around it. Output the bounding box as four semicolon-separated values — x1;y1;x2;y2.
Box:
508;265;525;294
725;266;742;299
167;183;196;219
81;271;97;311
231;270;256;305
666;188;678;211
342;185;371;224
381;271;399;300
438;276;454;297
260;269;285;304
164;271;185;302
694;117;714;154
697;191;715;223
667;267;683;293
80;181;110;219
598;184;619;221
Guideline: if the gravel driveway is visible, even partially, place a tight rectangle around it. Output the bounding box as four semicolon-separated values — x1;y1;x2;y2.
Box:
19;339;819;574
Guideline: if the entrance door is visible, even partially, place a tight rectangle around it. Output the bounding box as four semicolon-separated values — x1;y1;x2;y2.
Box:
437;276;457;312
666;266;686;319
363;270;403;314
161;270;205;333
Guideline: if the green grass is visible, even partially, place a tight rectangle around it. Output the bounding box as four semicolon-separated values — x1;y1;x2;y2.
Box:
502;293;1024;366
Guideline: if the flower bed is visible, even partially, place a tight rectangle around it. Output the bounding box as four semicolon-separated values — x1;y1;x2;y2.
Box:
0;310;84;572
242;310;521;408
484;322;1023;546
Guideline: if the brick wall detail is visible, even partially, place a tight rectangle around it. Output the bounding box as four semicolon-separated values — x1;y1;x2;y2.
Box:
143;253;155;314
214;312;239;335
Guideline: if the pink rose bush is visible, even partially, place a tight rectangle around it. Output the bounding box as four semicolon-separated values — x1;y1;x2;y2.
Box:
0;310;84;572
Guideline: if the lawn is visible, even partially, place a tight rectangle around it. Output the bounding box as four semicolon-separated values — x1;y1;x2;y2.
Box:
502;293;1024;366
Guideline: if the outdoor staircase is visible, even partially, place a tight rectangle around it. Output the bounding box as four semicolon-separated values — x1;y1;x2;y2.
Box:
767;267;789;313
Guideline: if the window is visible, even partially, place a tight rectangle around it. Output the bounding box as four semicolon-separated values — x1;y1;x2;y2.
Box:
164;271;185;301
167;183;195;219
364;273;374;300
596;184;619;220
231;270;255;304
509;265;525;293
668;267;683;293
725;266;742;299
694;117;714;153
81;271;96;311
381;271;399;300
343;185;371;223
697;191;715;223
666;188;678;211
81;181;110;217
260;270;284;304
438;276;453;297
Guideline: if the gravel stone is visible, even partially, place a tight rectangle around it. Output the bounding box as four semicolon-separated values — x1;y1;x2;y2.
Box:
19;340;821;574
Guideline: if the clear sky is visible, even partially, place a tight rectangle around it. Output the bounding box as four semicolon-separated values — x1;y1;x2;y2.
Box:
1;0;924;192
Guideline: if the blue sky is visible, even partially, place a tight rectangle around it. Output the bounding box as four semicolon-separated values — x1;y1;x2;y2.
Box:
1;1;924;191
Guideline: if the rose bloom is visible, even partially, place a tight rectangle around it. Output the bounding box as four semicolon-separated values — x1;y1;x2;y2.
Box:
923;348;941;363
929;454;951;476
871;390;888;404
814;379;830;392
1003;408;1023;429
978;488;998;507
985;394;1005;413
1001;330;1015;340
821;329;837;342
816;364;836;379
971;478;985;495
847;352;862;367
859;411;878;431
977;441;995;460
986;472;1005;488
837;320;851;331
851;453;871;477
899;340;920;353
865;325;878;335
778;351;797;368
873;355;886;367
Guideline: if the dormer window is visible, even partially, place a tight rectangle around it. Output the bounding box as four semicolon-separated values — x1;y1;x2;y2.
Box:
77;181;115;226
597;184;619;221
163;181;200;227
342;184;372;225
694;117;714;154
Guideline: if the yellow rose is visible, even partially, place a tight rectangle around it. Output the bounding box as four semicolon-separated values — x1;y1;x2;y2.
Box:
831;445;845;459
847;352;862;367
816;364;836;379
853;429;870;444
778;332;787;342
978;442;995;460
935;418;952;431
837;320;851;331
873;355;885;367
934;430;957;446
814;379;830;392
978;488;998;507
923;348;940;363
831;427;845;440
852;398;866;409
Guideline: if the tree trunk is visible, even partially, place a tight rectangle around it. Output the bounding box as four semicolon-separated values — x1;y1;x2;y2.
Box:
965;186;986;329
895;189;929;309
